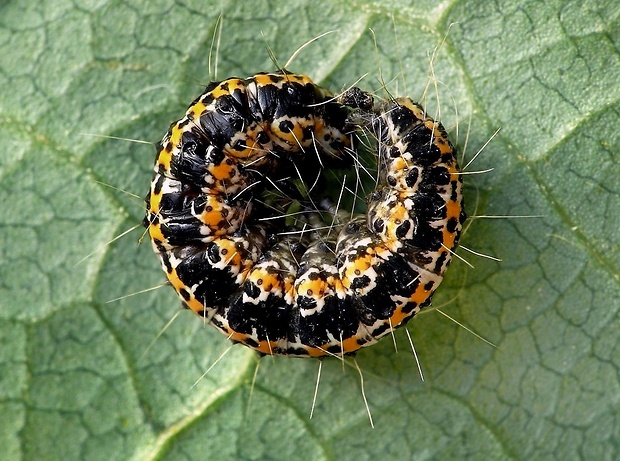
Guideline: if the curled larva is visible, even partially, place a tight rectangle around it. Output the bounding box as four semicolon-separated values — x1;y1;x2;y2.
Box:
144;70;465;357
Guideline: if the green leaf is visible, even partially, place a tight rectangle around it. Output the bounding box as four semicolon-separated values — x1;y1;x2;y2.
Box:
1;0;619;460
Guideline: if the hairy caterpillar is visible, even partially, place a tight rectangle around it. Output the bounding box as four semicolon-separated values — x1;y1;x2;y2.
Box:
143;70;465;357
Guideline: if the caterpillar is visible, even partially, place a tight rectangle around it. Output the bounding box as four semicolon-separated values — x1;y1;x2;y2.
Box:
143;70;466;358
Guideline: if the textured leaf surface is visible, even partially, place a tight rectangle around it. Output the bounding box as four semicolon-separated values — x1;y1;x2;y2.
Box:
1;0;619;460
